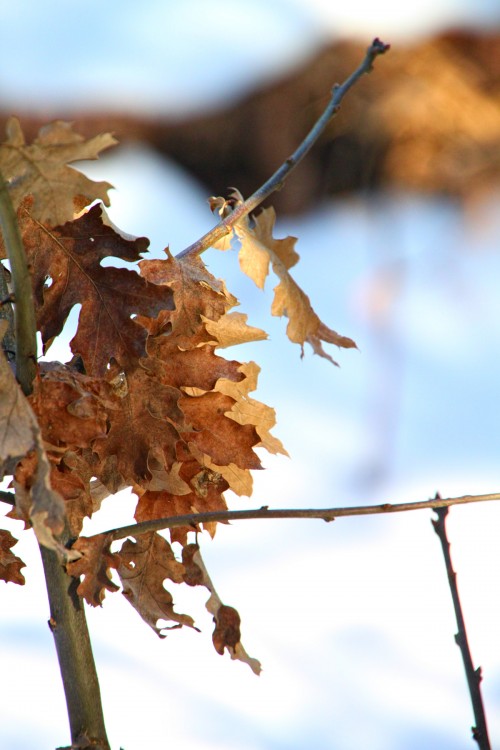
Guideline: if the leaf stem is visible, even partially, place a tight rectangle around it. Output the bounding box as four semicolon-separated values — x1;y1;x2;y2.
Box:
102;490;500;543
0;170;37;395
432;505;491;750
176;37;390;260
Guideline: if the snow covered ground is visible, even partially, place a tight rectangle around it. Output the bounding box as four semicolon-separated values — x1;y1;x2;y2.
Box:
1;2;500;749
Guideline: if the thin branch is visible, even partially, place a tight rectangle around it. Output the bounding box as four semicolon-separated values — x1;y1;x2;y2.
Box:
0;490;15;505
0;170;37;395
432;505;491;750
176;37;390;260
102;491;500;543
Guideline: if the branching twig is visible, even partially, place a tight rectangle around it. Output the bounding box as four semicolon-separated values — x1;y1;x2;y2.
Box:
0;170;37;395
176;37;390;260
101;491;500;543
432;505;491;750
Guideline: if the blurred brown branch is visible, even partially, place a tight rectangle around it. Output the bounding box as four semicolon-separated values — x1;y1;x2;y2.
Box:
2;30;500;213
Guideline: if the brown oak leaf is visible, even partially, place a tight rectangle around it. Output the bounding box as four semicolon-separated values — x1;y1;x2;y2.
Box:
213;361;287;457
93;361;183;488
202;311;267;349
139;250;237;349
0;321;37;479
9;417;77;560
180;391;262;471
49;461;94;538
30;365;110;450
0;117;116;226
234;207;357;364
0;529;26;585
117;533;196;635
20;201;172;375
67;533;120;606
181;543;261;674
135;457;229;546
144;341;244;393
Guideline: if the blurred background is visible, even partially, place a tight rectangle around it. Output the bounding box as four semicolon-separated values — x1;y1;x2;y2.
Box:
1;1;500;748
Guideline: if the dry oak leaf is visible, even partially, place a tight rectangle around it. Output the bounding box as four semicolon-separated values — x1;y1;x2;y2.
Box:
30;365;109;450
67;533;120;606
135;456;229;546
189;452;254;498
12;450;96;540
144;340;245;394
0;117;116;226
93;361;183;489
234;207;357;364
139;250;238;349
201;311;267;349
182;544;261;674
179;391;262;471
21;201;172;375
213;361;287;457
0;529;26;585
0;337;75;558
117;532;197;635
12;436;80;561
0;321;36;478
30;436;81;560
49;461;95;538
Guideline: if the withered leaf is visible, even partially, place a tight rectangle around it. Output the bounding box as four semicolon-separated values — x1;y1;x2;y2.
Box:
49;460;95;538
31;364;109;450
0;322;36;478
180;391;262;470
212;604;241;655
0;117;116;226
117;533;196;635
235;207;357;364
21;202;172;375
93;362;182;488
0;529;26;585
30;434;80;561
67;533;120;606
0;336;76;558
145;342;244;393
139;250;237;349
213;361;287;457
181;544;261;674
135;458;229;546
201;312;267;349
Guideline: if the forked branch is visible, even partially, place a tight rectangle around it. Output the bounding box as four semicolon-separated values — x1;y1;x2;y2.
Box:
176;37;390;260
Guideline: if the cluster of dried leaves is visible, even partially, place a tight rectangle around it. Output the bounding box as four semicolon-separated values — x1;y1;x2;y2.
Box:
0;119;354;671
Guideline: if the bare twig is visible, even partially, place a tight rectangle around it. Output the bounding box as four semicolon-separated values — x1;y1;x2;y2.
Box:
176;37;390;260
0;490;15;505
0;170;37;395
101;491;500;543
432;504;491;750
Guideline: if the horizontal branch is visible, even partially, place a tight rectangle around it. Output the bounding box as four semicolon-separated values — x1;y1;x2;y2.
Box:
176;37;390;260
103;491;500;543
